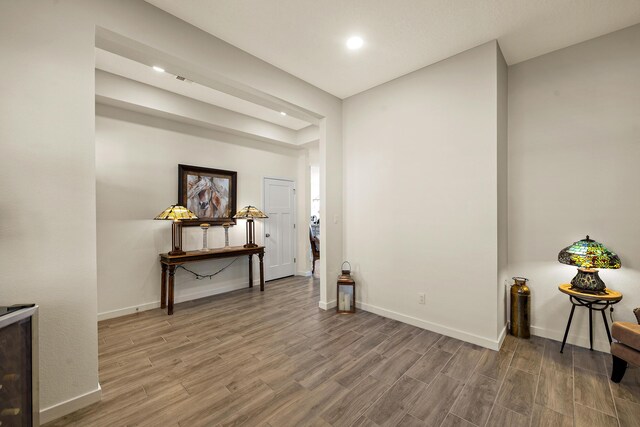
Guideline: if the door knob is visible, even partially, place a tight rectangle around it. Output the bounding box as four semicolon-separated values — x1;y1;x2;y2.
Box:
265;233;271;237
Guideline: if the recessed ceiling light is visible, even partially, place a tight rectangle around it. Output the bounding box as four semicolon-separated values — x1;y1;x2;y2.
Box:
280;111;287;116
152;66;165;73
346;36;364;50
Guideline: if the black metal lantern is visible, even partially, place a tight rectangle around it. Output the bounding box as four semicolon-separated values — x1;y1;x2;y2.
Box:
337;261;356;314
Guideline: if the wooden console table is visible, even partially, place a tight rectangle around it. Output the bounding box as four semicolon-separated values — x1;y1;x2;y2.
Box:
159;246;265;315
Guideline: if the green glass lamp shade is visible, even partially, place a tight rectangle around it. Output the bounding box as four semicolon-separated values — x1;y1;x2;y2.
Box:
558;235;621;293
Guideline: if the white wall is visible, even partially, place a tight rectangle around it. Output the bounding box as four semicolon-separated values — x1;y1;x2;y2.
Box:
96;105;302;318
343;42;505;348
0;1;100;417
508;24;640;352
0;0;342;421
497;47;509;337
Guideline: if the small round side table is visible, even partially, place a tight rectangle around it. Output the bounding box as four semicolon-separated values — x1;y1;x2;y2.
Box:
558;284;623;353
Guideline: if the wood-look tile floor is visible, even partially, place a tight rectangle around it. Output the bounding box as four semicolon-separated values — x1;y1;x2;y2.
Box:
46;276;640;427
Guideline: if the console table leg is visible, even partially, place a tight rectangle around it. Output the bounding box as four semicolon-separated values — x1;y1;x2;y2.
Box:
601;309;613;345
160;263;167;309
248;254;254;288
258;251;265;292
168;265;176;315
560;305;576;353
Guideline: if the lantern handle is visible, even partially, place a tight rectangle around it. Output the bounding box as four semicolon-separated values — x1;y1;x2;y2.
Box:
341;261;351;272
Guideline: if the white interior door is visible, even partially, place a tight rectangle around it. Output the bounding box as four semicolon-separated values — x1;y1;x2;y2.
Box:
264;178;296;281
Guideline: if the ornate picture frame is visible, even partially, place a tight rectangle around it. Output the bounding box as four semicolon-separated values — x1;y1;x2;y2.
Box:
178;164;237;226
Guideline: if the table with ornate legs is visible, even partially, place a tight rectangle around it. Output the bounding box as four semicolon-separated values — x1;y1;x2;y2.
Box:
558;284;622;353
159;246;265;315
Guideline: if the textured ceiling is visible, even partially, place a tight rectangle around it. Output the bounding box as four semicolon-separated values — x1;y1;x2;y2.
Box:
146;0;640;98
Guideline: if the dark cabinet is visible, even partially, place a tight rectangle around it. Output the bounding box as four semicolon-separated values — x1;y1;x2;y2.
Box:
0;306;38;427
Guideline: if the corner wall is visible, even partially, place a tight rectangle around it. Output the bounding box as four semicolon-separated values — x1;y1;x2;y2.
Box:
0;1;100;417
497;46;509;340
508;24;640;351
343;41;505;348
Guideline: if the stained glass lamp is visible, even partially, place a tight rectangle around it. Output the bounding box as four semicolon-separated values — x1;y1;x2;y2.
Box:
233;206;268;248
558;235;621;293
154;205;198;255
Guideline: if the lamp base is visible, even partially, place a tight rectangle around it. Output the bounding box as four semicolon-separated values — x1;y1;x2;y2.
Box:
243;243;258;248
570;268;606;293
168;249;186;256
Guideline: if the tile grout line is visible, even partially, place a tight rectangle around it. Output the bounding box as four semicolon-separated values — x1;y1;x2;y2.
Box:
342;334;433;427
358;337;459;426
482;338;517;427
574;348;626;426
528;338;547;427
440;344;486;427
605;354;622;427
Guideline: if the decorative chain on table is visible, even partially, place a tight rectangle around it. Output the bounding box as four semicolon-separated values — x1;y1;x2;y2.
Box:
177;257;239;280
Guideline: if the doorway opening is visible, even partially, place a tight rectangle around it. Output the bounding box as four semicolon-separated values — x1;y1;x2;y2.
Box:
309;164;320;278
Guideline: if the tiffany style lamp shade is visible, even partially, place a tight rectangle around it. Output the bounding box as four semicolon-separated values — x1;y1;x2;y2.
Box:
154;205;198;255
233;206;268;248
558;235;621;293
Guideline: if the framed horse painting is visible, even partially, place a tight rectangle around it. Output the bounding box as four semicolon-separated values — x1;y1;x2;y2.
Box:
178;164;237;226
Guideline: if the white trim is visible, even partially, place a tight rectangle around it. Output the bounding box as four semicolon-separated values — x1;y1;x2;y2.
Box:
262;175;297;182
296;270;312;277
40;384;102;424
357;301;501;350
530;325;611;353
98;301;161;321
98;282;251;321
318;299;337;310
497;324;507;350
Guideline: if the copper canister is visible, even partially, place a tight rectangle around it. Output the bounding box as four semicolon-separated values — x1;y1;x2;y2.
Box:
510;277;530;338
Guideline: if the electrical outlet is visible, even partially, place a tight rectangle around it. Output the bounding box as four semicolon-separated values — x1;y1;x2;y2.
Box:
418;293;426;305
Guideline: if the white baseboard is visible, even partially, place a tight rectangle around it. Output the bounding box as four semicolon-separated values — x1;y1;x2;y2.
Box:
357;301;501;350
98;301;160;321
98;282;252;321
40;383;102;424
530;325;611;353
296;270;312;277
497;324;507;350
318;299;337;310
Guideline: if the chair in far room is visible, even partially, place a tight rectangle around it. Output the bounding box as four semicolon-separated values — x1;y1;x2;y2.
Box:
309;226;320;275
611;307;640;382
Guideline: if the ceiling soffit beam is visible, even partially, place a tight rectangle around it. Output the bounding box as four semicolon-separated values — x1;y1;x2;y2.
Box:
96;95;303;151
95;27;321;126
96;70;299;147
296;124;320;145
